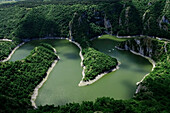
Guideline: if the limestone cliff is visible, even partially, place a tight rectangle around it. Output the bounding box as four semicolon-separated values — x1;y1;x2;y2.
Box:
117;37;168;62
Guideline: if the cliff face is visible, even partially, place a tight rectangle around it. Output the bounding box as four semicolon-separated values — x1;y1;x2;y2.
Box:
117;37;168;62
0;0;169;40
117;36;170;98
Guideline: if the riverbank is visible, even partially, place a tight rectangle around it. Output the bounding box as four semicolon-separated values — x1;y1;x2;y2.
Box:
131;50;156;94
115;46;156;94
25;37;85;67
116;34;169;41
1;36;156;105
31;47;59;108
0;39;12;42
23;37;121;87
130;50;156;84
66;38;120;87
78;62;120;86
22;37;66;42
0;42;25;62
0;38;66;62
77;35;122;86
0;38;61;108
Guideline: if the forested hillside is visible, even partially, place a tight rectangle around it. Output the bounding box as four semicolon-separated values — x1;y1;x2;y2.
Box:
117;37;170;113
0;43;58;112
0;0;169;112
0;0;169;41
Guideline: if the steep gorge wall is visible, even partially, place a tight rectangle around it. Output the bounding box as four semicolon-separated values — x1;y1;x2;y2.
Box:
117;37;168;62
116;36;170;99
0;0;169;40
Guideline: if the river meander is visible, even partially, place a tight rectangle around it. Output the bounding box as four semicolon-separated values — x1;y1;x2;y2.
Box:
9;38;152;106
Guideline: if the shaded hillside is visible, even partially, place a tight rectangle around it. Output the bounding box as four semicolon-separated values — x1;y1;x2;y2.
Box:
0;0;169;41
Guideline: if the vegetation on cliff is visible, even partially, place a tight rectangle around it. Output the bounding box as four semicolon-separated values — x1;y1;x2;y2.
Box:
117;37;169;62
0;0;169;41
118;37;170;112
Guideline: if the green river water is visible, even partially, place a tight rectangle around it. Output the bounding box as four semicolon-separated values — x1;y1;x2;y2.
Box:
9;38;152;106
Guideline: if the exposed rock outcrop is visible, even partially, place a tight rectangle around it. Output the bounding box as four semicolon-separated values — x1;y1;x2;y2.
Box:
104;14;112;34
116;37;169;94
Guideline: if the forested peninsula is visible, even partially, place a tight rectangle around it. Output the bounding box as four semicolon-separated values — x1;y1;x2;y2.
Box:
0;43;59;112
0;0;169;112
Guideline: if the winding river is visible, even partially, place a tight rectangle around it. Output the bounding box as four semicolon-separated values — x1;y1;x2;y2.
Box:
9;38;152;106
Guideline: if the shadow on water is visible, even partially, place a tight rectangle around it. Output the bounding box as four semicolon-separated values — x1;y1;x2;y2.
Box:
93;39;151;67
120;61;150;73
63;53;80;60
120;63;130;69
115;48;151;66
133;68;149;73
121;80;136;97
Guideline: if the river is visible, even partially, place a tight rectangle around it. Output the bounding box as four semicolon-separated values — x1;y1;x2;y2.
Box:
9;38;152;106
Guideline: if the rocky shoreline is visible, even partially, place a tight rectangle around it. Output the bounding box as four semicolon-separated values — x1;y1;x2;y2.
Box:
0;39;12;42
0;42;25;62
78;62;120;86
31;47;59;108
115;46;156;94
1;36;161;108
68;37;121;87
0;39;60;108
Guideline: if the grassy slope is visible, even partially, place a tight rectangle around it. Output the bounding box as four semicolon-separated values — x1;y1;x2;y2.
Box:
99;34;129;42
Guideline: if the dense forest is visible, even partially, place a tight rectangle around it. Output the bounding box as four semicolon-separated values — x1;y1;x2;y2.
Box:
117;37;170;112
28;37;169;113
0;0;169;40
0;40;19;61
0;0;169;112
0;43;58;112
0;0;169;61
82;47;118;81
